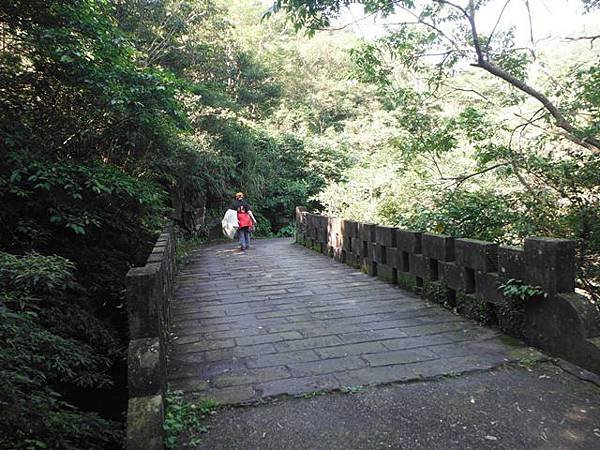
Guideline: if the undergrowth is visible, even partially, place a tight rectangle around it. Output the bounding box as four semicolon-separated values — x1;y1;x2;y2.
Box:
164;390;219;449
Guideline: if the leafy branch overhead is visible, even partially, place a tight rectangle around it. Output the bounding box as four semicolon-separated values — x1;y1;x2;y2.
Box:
273;0;600;151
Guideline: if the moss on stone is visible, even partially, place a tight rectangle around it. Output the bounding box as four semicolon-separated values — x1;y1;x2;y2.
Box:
498;335;523;347
397;272;417;292
508;347;545;367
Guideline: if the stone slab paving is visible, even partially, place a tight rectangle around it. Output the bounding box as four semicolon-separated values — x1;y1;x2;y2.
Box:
167;238;534;404
194;363;600;450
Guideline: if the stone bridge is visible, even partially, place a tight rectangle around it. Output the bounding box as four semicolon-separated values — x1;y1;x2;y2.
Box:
123;210;600;449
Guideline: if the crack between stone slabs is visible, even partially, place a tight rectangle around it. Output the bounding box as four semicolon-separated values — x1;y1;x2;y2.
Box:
216;359;552;410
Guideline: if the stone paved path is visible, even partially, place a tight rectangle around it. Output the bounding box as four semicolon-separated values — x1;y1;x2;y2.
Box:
168;238;533;404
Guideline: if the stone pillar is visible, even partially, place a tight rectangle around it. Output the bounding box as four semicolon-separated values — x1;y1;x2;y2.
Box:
524;238;576;295
126;264;161;340
127;395;164;450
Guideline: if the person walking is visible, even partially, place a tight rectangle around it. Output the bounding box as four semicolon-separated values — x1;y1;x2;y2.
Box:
231;192;256;251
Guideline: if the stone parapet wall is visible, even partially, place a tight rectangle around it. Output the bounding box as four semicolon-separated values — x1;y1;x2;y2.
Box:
295;207;600;374
125;227;176;450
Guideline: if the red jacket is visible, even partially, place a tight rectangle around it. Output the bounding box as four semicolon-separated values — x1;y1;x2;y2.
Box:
237;211;253;228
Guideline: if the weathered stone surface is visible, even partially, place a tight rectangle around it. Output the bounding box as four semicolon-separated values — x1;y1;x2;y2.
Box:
375;225;397;247
385;247;399;270
192;364;600;450
363;348;439;366
327;217;343;253
439;261;462;291
168;237;539;406
359;223;377;243
475;272;503;304
126;264;161;340
455;238;498;273
524;238;576;294
498;245;525;280
396;230;422;254
342;220;358;238
422;233;454;262
376;263;396;283
128;338;164;398
397;271;418;292
315;215;328;244
524;292;600;373
126;395;164;450
373;243;386;264
342;235;352;252
409;253;427;278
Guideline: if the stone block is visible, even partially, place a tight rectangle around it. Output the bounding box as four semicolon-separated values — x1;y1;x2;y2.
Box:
342;220;358;238
361;257;376;276
306;215;317;240
523;292;600;373
126;264;161;340
377;263;396;283
373;244;387;264
396;230;422;254
128;338;164;398
127;395;164;450
409;254;427;278
368;242;377;261
524;238;576;294
386;247;399;270
475;272;503;304
422;233;454;262
395;249;410;273
342;234;352;252
147;253;163;264
328;217;342;251
359;223;377;243
375;225;397;247
439;261;462;291
498;245;525;280
455;238;498;273
344;251;360;269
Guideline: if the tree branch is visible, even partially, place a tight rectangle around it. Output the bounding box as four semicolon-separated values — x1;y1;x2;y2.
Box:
485;0;512;53
564;34;600;48
457;0;600;151
440;162;510;187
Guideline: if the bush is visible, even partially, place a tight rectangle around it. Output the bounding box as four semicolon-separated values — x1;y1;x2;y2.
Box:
0;252;123;449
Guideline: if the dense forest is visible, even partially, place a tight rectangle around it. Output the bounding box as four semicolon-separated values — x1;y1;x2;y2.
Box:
0;0;598;448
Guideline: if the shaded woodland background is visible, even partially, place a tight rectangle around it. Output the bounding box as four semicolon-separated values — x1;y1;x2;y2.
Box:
0;0;598;448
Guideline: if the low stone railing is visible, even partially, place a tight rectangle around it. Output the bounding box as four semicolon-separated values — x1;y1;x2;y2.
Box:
296;207;600;374
125;227;176;450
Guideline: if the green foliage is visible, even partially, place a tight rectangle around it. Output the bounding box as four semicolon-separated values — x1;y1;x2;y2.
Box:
405;189;529;243
175;232;208;268
0;252;122;449
422;281;452;308
499;279;547;302
163;390;218;449
496;279;546;337
455;290;496;325
277;223;297;237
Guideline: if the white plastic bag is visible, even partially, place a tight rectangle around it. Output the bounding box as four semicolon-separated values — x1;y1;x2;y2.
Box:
221;209;239;239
